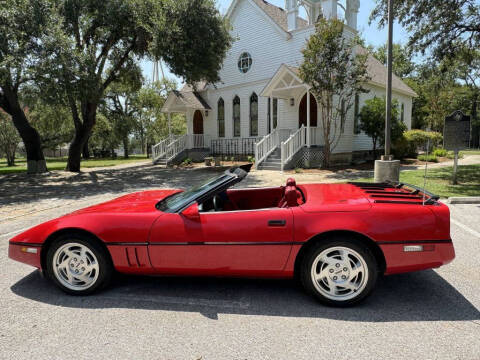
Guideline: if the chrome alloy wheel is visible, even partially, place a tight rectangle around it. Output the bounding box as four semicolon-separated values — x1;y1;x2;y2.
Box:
52;242;100;291
310;246;368;301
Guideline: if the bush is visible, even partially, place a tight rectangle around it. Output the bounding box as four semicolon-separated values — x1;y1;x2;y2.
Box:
404;129;443;150
432;148;447;157
247;155;255;164
182;158;192;165
392;135;417;159
417;154;438;162
446;151;464;160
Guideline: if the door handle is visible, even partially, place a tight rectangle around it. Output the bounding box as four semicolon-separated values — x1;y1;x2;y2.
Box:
268;220;286;227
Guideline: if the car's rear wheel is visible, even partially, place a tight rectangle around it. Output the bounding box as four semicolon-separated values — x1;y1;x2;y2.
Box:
300;238;379;306
46;234;112;295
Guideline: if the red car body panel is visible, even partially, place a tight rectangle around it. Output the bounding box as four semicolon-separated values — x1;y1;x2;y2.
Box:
8;181;455;279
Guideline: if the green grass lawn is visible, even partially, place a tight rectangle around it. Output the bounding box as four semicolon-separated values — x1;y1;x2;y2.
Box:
0;155;149;174
353;164;480;198
460;149;480;156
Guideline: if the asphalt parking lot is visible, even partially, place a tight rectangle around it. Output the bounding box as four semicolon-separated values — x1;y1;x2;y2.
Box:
0;168;479;360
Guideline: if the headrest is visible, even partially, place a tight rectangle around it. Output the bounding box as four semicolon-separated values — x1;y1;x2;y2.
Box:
285;186;299;207
286;178;296;187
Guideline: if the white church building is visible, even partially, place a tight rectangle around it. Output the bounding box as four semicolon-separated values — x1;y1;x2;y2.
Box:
157;0;417;170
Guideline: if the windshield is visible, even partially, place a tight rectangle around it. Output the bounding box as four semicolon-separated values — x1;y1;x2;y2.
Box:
156;174;232;213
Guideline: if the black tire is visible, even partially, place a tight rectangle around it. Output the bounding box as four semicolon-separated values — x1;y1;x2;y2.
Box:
45;233;113;295
300;237;379;307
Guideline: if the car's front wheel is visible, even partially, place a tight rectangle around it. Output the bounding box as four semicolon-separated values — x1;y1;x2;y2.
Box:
300;238;379;306
46;234;112;295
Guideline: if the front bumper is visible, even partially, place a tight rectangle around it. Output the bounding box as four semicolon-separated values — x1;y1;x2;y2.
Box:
381;241;455;275
8;243;42;269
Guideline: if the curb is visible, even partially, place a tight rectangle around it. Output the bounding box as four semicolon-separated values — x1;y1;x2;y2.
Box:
448;197;480;204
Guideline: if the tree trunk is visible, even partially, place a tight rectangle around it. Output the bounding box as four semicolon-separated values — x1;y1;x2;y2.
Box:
82;136;90;159
66;103;97;172
372;138;377;160
471;93;479;148
2;89;46;173
123;136;129;159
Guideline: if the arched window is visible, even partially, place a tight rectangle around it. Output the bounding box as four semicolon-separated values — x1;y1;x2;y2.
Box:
217;98;225;138
250;93;258;137
233;96;241;137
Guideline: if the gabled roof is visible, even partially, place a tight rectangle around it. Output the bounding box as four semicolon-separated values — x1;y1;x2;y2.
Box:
356;47;417;97
180;82;207;92
161;90;211;113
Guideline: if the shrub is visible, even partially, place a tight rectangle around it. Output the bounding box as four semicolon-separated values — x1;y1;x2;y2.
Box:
404;129;443;150
417;154;438;162
295;168;303;173
392;135;417;159
432;148;447;157
247;155;255;164
182;158;192;165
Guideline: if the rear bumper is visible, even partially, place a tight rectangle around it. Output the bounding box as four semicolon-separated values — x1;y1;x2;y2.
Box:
8;243;42;269
381;241;455;275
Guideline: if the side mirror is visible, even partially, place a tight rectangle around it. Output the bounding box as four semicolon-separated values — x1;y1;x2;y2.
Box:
181;202;200;220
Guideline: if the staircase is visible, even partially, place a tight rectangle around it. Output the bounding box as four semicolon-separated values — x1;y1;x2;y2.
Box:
257;147;282;170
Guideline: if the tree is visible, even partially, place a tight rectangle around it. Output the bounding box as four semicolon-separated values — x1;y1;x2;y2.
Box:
359;97;403;159
132;79;180;155
299;19;370;167
372;43;416;79
0;0;48;173
371;0;480;60
102;68;143;159
41;0;232;171
449;48;480;147
0;109;21;166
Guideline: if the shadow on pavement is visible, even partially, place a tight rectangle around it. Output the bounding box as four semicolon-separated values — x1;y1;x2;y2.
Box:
11;269;480;322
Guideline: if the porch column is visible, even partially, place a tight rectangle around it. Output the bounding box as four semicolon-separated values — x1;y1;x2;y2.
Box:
167;112;172;138
307;89;311;148
270;95;274;133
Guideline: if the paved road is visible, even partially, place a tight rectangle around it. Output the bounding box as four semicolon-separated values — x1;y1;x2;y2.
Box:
0;169;479;360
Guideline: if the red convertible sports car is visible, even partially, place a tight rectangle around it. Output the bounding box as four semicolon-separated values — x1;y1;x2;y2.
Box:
9;165;455;306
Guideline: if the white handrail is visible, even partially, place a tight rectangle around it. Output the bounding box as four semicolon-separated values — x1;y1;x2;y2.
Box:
281;125;306;171
165;134;187;161
151;134;177;163
255;129;279;168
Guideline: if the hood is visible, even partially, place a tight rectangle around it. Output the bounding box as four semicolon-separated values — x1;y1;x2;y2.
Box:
69;189;182;215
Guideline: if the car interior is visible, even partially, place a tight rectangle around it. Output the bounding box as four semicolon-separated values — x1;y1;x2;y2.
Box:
198;178;305;212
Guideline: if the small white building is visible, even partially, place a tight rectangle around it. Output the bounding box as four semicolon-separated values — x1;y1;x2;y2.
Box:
158;0;417;170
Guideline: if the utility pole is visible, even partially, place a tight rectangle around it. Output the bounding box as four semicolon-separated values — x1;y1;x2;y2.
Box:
385;0;394;159
374;0;400;182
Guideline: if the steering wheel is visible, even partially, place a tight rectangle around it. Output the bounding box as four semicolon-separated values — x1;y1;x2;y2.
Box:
213;195;222;211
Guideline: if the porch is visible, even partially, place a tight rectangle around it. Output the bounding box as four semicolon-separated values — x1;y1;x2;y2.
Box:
156;64;325;170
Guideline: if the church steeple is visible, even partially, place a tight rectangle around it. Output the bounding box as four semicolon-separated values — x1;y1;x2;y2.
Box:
285;0;299;31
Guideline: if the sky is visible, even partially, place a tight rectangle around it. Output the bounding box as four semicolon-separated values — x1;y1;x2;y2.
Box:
141;0;410;85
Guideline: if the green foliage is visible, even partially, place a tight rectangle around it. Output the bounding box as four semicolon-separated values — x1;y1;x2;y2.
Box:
403;129;443;148
372;43;416;79
432;148;447;157
294;168;303;174
371;0;480;60
247;155;255;164
358;97;404;158
0;110;21;166
299;19;369;166
392;135;417;159
33;0;232;171
417;154;438;163
353;165;480;198
24;98;74;151
182;158;193;166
